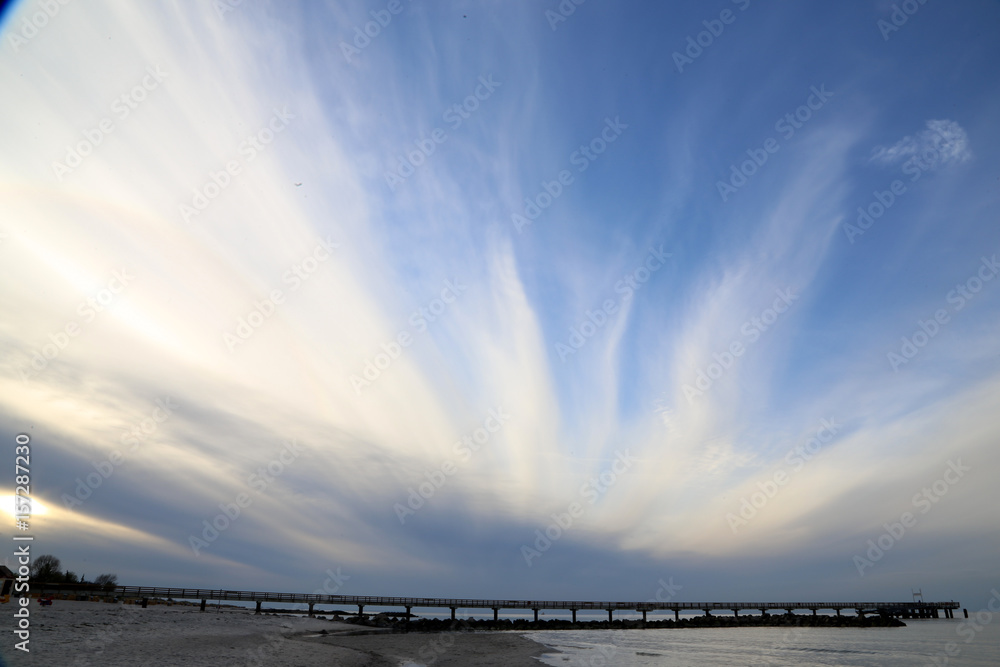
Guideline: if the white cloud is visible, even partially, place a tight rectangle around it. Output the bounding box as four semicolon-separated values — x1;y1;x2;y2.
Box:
870;119;972;167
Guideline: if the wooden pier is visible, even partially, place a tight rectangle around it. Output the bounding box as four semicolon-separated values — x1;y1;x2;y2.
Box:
37;585;961;622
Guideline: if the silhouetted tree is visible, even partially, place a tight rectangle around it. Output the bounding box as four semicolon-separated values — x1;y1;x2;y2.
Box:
30;554;61;582
94;573;118;591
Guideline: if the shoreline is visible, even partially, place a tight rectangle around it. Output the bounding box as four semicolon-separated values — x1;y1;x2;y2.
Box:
0;600;908;667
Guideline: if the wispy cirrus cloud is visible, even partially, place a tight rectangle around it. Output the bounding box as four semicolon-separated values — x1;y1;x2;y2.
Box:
870;119;972;167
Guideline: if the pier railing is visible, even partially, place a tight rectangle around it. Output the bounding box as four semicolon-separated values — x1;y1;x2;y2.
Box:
37;585;955;618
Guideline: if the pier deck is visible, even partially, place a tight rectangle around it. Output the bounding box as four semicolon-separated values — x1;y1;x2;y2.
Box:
33;585;961;621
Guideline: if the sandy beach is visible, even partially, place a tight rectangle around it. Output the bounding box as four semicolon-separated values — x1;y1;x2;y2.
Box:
0;601;550;666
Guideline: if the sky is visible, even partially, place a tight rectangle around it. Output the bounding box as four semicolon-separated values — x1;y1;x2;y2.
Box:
1;0;998;611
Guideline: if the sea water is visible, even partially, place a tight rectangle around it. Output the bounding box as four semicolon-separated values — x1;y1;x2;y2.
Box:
530;619;1000;666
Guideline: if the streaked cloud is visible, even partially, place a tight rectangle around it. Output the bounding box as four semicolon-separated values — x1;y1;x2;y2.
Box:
1;0;999;606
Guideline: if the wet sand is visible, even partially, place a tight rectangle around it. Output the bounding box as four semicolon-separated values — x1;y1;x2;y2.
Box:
0;600;550;666
309;630;550;666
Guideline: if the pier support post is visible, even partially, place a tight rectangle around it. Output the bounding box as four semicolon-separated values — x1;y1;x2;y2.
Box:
760;609;767;617
200;599;206;612
308;603;315;617
812;609;817;616
450;607;456;621
493;608;498;622
704;609;711;617
572;609;577;623
533;609;538;622
141;598;148;609
255;600;261;615
405;606;411;624
674;609;679;622
607;609;613;623
963;609;968;618
641;610;647;622
357;604;364;618
836;609;840;616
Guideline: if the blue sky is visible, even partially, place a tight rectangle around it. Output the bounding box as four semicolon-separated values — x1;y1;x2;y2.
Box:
1;0;998;609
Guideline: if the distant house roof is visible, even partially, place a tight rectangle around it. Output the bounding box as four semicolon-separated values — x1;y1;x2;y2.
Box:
0;566;15;579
